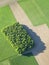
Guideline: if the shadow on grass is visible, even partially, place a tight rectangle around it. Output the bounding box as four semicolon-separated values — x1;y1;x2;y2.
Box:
23;52;33;57
22;25;46;56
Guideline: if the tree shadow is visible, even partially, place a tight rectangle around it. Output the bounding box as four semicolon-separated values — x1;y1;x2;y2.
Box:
22;25;46;56
8;24;46;65
23;52;33;57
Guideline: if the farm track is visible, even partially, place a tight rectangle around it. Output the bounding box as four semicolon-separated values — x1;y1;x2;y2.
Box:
0;0;16;7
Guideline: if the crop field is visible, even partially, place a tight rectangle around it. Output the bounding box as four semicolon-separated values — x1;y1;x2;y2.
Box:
18;0;49;27
0;5;38;65
0;5;17;62
0;54;38;65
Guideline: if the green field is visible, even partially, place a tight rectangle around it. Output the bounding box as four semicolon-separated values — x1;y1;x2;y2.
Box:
18;0;49;27
0;54;38;65
0;6;17;62
0;6;38;65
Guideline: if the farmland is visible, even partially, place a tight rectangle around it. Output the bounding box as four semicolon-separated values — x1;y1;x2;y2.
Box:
0;53;38;65
0;5;38;65
18;0;49;27
0;5;17;62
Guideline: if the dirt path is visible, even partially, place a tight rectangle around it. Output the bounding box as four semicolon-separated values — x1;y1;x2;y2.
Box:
0;0;16;7
9;2;49;65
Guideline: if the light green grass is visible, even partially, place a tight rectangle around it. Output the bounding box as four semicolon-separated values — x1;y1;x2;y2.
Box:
0;5;17;62
0;33;16;62
35;0;49;20
9;55;38;65
0;6;16;29
18;0;49;27
0;55;38;65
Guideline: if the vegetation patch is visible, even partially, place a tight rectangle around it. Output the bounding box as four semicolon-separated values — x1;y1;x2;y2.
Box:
18;0;49;27
0;5;17;61
3;22;34;54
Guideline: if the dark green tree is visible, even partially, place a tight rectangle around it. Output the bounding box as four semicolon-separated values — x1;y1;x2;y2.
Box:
3;22;34;54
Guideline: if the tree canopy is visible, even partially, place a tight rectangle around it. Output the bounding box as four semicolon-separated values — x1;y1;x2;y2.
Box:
3;22;34;54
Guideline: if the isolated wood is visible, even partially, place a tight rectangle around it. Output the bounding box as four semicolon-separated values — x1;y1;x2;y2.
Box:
9;2;49;65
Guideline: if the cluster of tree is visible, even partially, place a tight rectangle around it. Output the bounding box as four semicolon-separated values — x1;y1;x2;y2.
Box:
3;22;34;54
